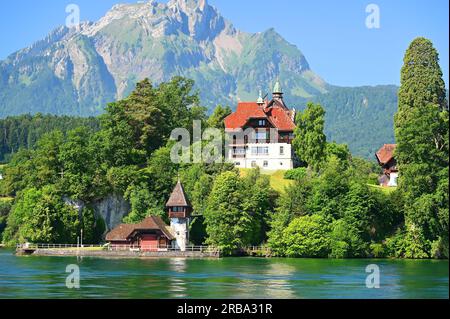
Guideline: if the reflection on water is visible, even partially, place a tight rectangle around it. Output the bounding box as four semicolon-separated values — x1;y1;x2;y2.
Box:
168;258;187;298
0;250;448;299
263;263;296;299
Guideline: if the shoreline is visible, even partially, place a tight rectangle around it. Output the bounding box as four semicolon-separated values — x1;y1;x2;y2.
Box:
15;247;221;259
11;247;449;260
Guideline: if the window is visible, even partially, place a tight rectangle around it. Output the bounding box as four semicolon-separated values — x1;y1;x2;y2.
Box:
172;207;184;213
258;119;266;126
233;148;245;155
235;162;241;166
251;161;257;168
280;146;284;155
251;146;269;156
263;161;268;167
255;131;267;141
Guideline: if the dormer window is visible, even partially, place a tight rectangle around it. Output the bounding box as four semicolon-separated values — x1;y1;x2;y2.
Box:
258;119;266;126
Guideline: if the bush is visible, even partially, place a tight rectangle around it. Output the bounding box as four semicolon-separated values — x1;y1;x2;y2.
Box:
329;219;368;258
284;168;307;181
370;243;387;258
281;214;331;257
385;226;431;259
0;199;13;238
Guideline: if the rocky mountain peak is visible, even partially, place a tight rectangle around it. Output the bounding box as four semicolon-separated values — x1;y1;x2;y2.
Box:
167;0;226;41
168;0;208;12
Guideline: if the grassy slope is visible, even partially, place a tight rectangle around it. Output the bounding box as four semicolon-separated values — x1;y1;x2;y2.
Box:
239;168;294;194
368;184;397;195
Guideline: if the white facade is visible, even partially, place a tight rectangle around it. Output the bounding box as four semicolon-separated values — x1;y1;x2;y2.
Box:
170;218;189;251
228;143;293;170
388;173;398;187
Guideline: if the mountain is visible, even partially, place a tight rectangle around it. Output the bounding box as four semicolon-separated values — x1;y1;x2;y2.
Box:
0;0;397;158
304;85;398;159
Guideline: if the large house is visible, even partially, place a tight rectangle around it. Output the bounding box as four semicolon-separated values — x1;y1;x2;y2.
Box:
224;81;296;170
375;144;398;187
106;180;192;251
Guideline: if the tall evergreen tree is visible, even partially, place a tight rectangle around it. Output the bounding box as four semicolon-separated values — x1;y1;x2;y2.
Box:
292;102;327;171
394;37;449;258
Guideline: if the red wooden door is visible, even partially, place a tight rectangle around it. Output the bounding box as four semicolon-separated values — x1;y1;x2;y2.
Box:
140;235;158;251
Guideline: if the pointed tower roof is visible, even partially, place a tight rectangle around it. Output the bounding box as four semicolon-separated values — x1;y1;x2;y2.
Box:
166;180;191;207
273;79;282;94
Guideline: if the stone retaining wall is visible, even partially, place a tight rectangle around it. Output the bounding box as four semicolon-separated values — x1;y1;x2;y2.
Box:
25;249;220;258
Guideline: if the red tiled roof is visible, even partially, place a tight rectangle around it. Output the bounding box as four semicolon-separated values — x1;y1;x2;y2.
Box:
224;101;295;131
106;216;175;241
105;224;135;241
265;107;296;131
375;144;397;164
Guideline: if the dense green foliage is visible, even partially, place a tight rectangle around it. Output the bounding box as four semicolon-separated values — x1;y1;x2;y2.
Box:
394;37;449;258
267;152;402;258
0;77;209;245
0;198;12;237
266;38;448;259
293;102;327;171
203;169;276;254
0;114;100;162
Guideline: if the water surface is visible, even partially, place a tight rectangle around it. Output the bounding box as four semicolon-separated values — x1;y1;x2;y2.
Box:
0;249;448;299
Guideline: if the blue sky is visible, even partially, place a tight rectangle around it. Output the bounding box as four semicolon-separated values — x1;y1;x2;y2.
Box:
0;0;448;87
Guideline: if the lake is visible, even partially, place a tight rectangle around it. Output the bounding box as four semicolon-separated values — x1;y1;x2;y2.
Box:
0;249;448;299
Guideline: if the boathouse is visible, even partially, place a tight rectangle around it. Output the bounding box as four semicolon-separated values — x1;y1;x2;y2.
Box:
105;216;175;251
106;180;193;251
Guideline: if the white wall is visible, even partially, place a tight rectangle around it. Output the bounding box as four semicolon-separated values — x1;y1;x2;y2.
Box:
170;218;189;251
228;143;293;170
388;173;398;187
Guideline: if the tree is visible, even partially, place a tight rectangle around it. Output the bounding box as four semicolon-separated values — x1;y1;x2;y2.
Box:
394;37;449;258
240;168;277;245
281;214;331;258
207;105;232;129
3;186;79;244
100;77;205;167
33;130;64;188
203;171;253;254
329;219;367;258
58;127;98;201
292;102;327;171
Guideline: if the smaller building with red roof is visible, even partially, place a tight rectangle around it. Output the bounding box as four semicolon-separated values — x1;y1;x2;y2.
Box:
106;180;193;251
375;144;398;187
224;80;296;170
105;216;175;251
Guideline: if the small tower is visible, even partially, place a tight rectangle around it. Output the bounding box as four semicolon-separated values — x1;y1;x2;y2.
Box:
257;89;264;106
166;180;192;251
273;78;283;100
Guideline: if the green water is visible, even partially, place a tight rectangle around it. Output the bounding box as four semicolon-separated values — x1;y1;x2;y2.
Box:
0;249;448;299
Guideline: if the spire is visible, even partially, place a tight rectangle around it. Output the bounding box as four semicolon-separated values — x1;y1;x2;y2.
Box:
273;78;282;94
257;89;264;105
272;77;283;100
166;180;191;207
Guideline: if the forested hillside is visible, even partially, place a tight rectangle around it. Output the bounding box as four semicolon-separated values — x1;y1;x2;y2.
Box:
0;114;100;162
305;85;399;159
